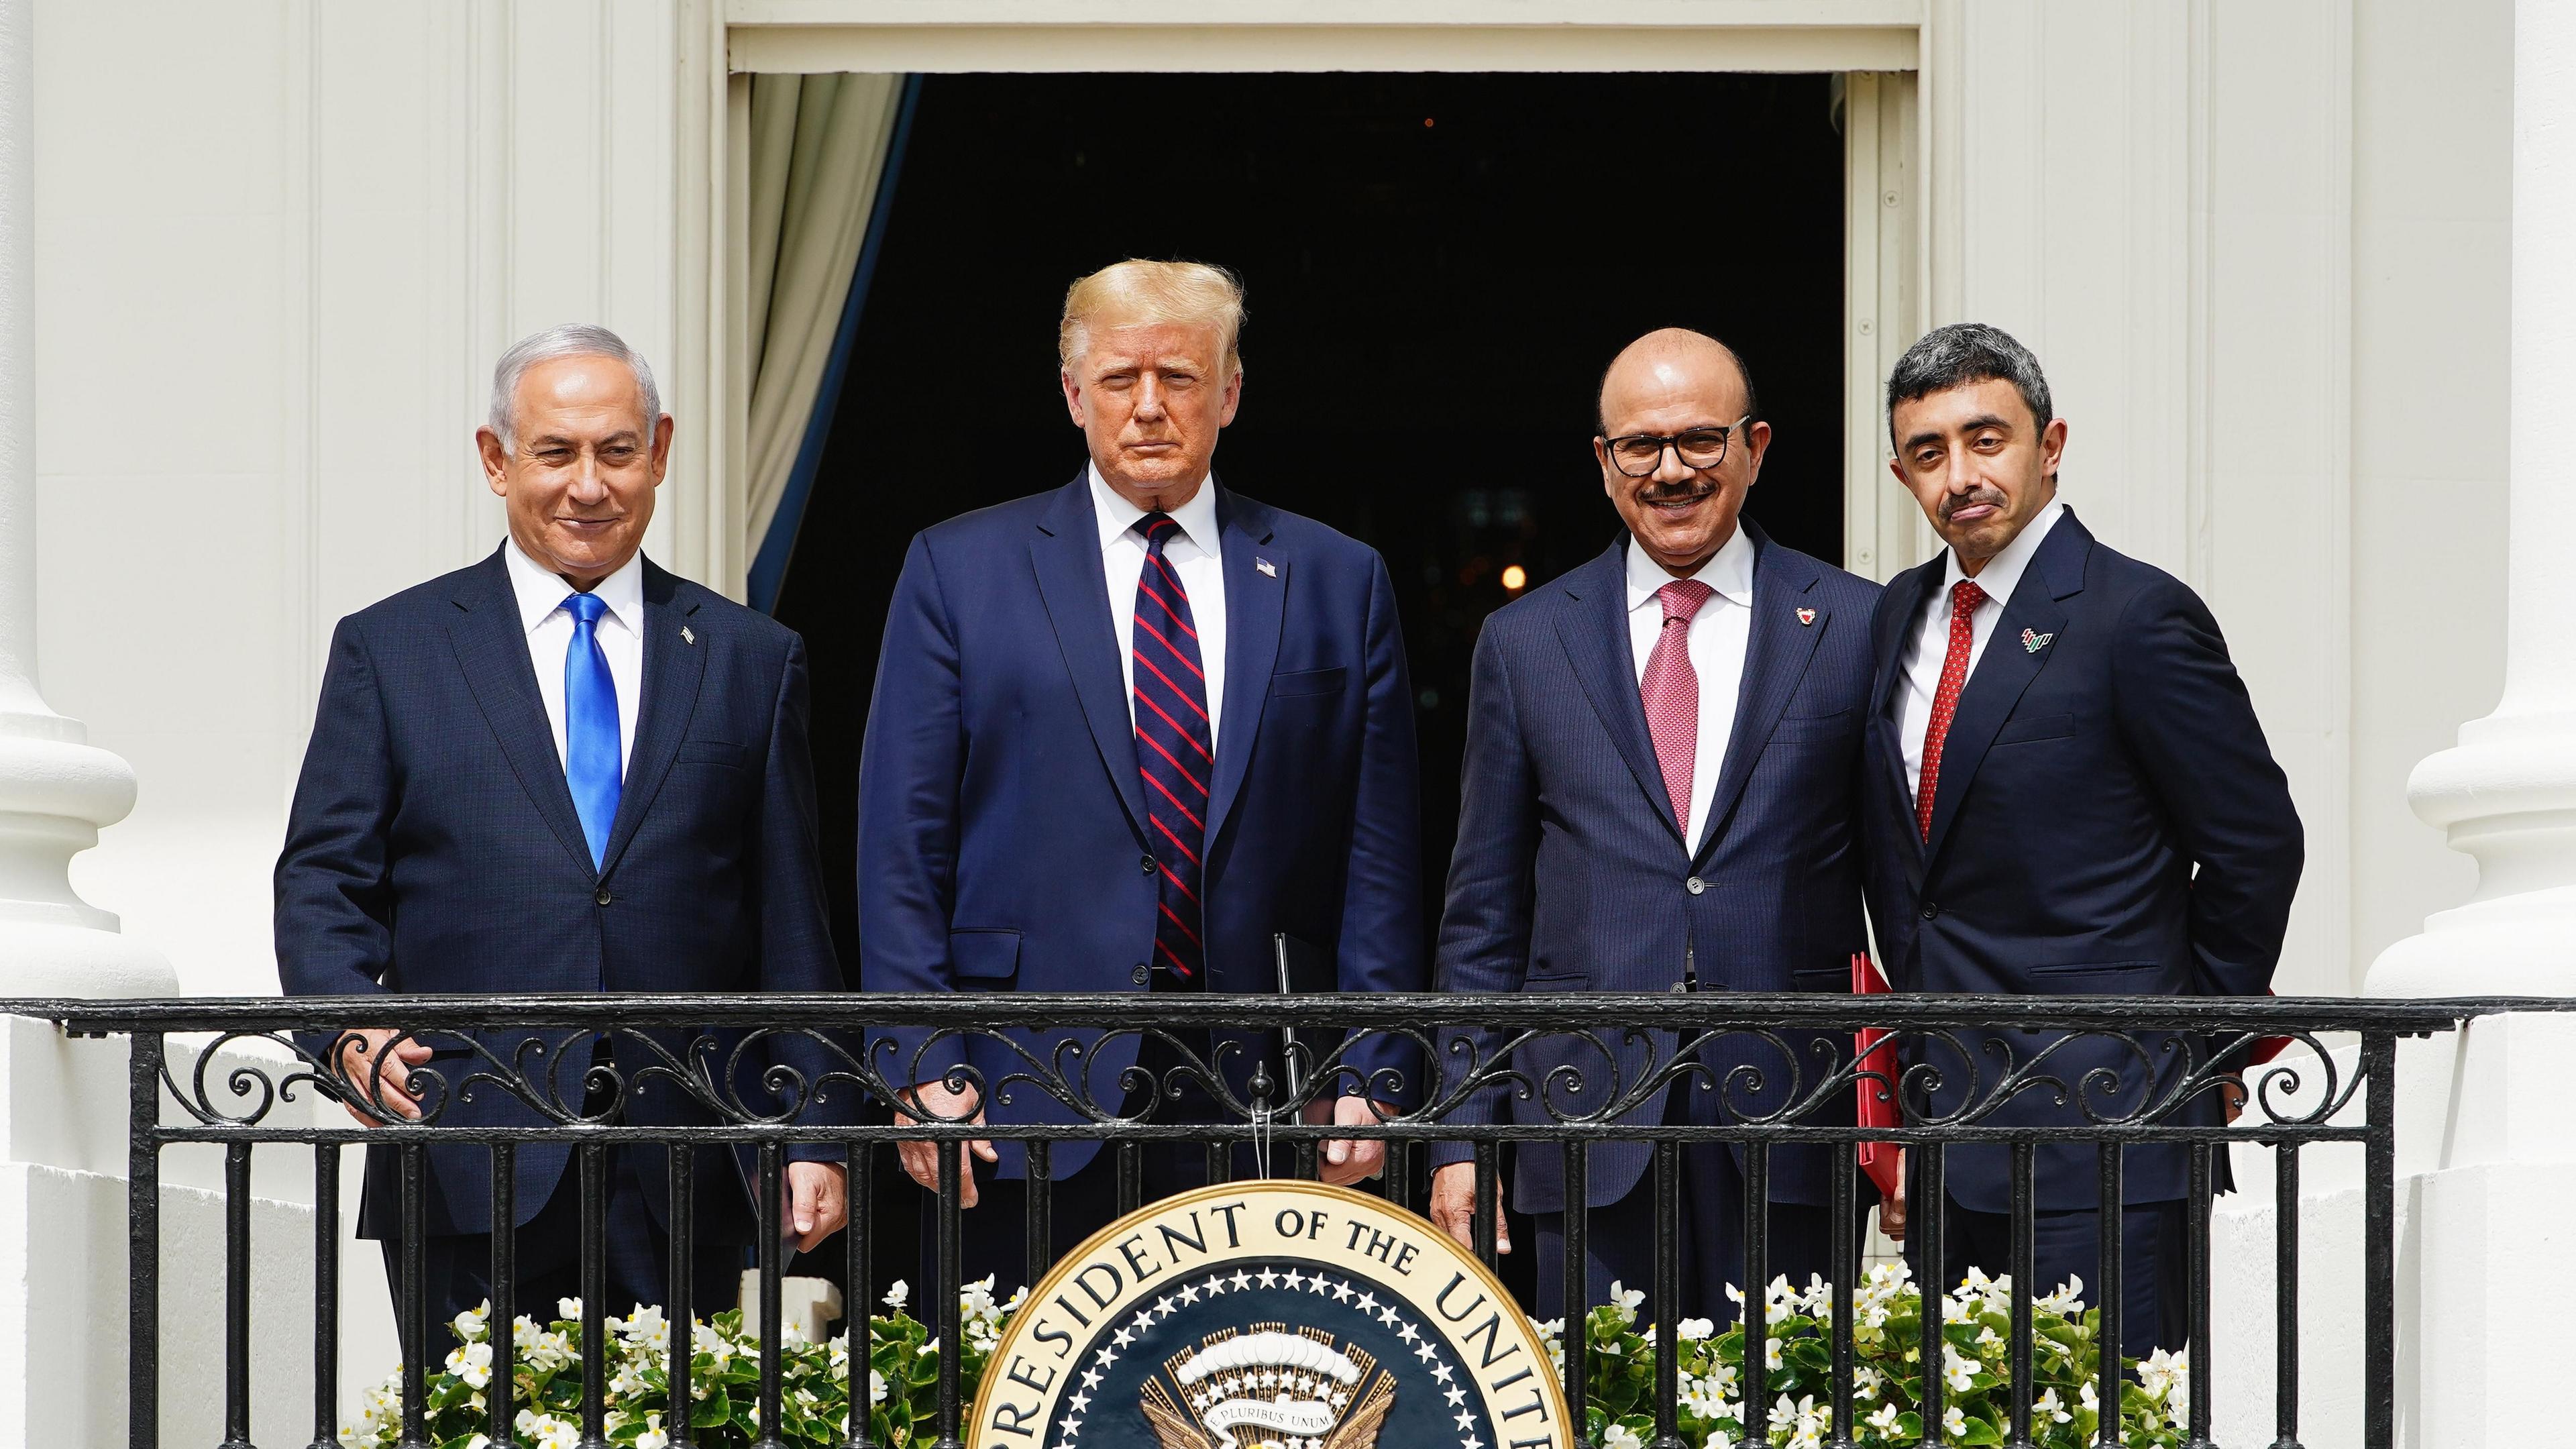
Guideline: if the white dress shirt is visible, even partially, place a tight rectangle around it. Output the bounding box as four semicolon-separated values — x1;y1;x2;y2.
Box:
1091;464;1229;753
503;538;643;779
1896;496;2066;806
1626;525;1756;851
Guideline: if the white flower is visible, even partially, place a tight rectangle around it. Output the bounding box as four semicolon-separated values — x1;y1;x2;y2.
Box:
452;1301;490;1343
2080;1379;2100;1415
882;1279;911;1310
1866;1401;1902;1436
960;1273;1000;1317
2136;1345;2187;1401
1852;1364;1882;1401
870;1368;890;1406
2035;1275;2085;1316
557;1297;583;1322
635;1432;667;1449
1942;1341;1979;1391
1675;1315;1715;1342
1702;1434;1735;1449
1602;1426;1644;1449
1941;1404;1968;1441
1609;1280;1646;1320
443;1340;494;1389
2033;1386;2072;1424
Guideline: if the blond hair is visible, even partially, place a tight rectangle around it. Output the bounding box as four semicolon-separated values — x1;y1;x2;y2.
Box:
1057;260;1246;376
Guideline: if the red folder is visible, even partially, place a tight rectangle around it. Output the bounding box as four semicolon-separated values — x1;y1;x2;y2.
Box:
1851;953;1902;1199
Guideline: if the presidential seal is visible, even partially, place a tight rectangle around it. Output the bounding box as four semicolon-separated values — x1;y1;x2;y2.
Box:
970;1181;1568;1449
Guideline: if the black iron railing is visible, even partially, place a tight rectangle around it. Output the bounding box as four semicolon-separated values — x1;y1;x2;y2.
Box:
18;991;2517;1449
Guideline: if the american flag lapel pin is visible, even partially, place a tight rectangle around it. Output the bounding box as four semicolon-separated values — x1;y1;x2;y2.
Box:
1796;607;1817;626
2021;627;2053;653
681;625;697;646
1256;557;1277;578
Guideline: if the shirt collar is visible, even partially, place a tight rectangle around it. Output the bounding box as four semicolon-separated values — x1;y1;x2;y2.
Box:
502;537;645;637
1625;522;1757;612
1941;495;2065;609
1089;462;1221;557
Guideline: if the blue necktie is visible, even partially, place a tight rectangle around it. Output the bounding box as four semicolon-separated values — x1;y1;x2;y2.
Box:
561;592;621;870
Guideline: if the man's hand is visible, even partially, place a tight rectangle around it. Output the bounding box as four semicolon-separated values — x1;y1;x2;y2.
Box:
2223;1080;2248;1125
1305;1097;1402;1186
780;1162;849;1253
331;1028;434;1126
1876;1150;1908;1244
896;1079;998;1208
1427;1161;1511;1256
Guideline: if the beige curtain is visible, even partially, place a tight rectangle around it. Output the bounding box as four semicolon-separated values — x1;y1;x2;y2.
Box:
743;72;906;558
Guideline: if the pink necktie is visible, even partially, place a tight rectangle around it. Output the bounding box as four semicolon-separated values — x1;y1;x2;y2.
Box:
1640;580;1717;835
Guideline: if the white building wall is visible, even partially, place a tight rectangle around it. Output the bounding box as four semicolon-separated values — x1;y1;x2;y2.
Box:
33;0;684;998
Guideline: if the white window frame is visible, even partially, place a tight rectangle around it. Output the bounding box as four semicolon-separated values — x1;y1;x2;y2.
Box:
677;0;1931;588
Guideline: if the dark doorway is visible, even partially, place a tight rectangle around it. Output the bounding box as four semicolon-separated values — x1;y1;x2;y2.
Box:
779;69;1849;973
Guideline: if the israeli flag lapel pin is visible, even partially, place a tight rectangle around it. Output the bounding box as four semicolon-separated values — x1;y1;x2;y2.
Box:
1256;557;1277;578
681;625;697;646
2021;627;2054;653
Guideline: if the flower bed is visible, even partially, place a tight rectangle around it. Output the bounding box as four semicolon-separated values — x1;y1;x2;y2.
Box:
341;1263;2191;1448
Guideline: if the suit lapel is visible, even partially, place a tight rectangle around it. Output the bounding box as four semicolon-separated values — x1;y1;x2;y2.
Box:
1552;541;1684;852
1921;515;2092;865
1029;475;1149;838
1872;558;1940;894
443;547;598;878
598;562;707;877
1695;528;1825;861
1203;486;1283;850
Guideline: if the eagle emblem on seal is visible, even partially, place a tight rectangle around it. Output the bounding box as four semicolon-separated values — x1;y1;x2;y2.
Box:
1137;1324;1395;1449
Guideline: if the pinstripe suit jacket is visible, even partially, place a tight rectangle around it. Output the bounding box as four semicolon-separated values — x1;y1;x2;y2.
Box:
276;545;844;1239
1434;526;1882;1213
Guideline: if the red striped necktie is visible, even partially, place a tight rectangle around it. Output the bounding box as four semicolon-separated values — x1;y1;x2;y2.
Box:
1131;513;1212;986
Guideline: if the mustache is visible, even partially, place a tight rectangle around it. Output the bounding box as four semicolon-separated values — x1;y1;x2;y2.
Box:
1941;488;2009;521
1634;480;1719;506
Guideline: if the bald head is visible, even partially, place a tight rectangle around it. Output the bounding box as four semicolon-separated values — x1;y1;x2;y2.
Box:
1591;327;1772;577
1596;327;1760;435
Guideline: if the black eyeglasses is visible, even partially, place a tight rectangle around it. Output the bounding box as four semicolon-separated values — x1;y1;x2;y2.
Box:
1602;416;1752;478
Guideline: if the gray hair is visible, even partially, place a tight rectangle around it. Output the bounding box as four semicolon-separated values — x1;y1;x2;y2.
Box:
1885;322;2053;447
486;323;662;449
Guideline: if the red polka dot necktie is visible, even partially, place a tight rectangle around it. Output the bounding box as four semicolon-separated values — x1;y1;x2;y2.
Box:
1916;579;1988;843
1638;580;1717;836
1131;513;1212;986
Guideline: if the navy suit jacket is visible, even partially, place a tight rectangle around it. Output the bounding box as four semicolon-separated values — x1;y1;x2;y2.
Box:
857;475;1425;1181
1434;526;1882;1214
276;546;844;1239
1858;509;2303;1213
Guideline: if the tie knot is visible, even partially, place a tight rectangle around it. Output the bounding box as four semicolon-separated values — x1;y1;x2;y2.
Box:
1138;512;1180;549
564;592;607;627
1656;579;1716;625
1950;579;1988;615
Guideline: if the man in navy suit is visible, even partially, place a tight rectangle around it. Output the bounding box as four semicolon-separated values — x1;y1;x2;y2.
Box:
1427;329;1882;1318
276;325;847;1332
859;260;1423;1303
1860;323;2302;1350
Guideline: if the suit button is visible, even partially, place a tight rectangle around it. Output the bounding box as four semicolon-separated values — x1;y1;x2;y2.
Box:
594;885;612;906
1131;963;1150;985
1685;876;1705;896
1921;901;1940;920
1141;855;1159;875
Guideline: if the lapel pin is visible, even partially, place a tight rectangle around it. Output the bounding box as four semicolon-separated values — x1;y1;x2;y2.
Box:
2021;627;2053;653
1796;607;1817;626
680;625;697;646
1256;557;1277;578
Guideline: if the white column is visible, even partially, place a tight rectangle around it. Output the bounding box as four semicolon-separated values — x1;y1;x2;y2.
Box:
2368;0;2576;997
0;0;169;998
